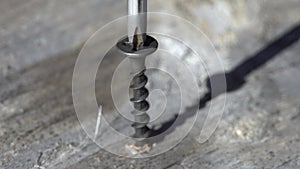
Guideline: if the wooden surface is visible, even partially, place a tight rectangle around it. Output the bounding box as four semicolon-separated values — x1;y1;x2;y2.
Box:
1;0;300;168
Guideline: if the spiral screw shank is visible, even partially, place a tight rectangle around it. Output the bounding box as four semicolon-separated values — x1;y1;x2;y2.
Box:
116;35;158;141
130;70;150;138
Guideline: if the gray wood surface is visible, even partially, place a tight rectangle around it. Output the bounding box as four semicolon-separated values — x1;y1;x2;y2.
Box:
1;0;300;168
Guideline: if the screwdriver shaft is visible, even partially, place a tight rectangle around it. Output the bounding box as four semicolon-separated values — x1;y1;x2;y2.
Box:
128;0;147;44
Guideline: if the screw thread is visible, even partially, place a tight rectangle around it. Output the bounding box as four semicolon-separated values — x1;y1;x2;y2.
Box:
130;70;150;138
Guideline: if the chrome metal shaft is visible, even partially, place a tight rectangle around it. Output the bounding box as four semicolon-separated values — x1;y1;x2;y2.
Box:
127;0;147;44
